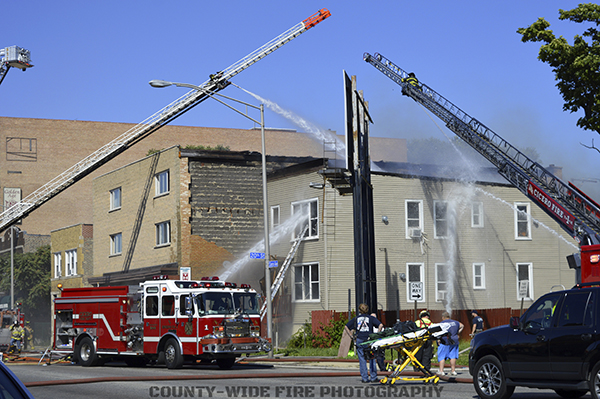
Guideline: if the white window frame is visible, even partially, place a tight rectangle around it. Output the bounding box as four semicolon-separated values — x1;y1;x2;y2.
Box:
54;252;62;279
434;200;449;239
473;262;486;289
291;198;319;240
65;249;77;277
405;200;423;239
110;187;121;211
293;262;320;302
514;202;532;240
471;202;484;228
110;233;122;256
156;221;171;247
406;263;425;302
517;262;533;301
271;205;280;231
155;170;170;197
435;263;448;302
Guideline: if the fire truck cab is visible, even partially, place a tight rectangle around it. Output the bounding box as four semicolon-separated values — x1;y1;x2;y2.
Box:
53;277;269;369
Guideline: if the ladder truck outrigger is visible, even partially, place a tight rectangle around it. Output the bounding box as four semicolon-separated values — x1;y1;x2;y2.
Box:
364;52;600;283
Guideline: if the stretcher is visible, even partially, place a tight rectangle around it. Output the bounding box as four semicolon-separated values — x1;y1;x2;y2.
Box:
360;323;449;385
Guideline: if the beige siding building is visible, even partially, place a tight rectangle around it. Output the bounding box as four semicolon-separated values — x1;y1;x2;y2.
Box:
267;163;578;334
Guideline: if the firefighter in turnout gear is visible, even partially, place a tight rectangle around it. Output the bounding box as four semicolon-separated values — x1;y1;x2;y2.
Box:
9;321;24;354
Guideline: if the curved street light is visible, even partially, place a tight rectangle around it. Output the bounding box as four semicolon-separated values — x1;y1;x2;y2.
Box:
150;79;273;356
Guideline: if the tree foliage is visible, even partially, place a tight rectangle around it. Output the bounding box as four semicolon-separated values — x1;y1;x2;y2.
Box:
518;3;600;135
0;245;51;321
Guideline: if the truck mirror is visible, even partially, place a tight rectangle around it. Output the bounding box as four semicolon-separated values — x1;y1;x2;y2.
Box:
185;297;192;310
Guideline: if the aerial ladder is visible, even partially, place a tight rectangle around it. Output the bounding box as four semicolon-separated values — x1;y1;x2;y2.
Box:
364;52;600;248
0;46;33;86
0;9;330;233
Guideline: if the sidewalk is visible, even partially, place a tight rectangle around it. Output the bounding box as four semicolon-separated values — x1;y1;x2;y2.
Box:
240;356;473;383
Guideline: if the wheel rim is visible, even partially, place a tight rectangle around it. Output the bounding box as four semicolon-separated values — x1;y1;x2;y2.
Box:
477;362;502;396
165;344;175;365
80;343;91;362
594;369;600;397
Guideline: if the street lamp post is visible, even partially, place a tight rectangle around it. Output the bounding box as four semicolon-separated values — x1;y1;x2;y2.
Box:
149;80;273;357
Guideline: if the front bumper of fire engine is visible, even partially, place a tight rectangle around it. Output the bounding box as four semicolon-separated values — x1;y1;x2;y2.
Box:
200;336;271;354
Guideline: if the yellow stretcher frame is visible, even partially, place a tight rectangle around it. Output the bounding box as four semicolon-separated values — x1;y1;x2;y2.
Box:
362;327;442;385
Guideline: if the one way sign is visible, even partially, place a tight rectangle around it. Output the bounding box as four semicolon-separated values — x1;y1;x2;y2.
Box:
410;282;423;301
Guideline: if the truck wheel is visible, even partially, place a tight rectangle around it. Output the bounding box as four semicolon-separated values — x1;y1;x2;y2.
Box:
473;355;515;399
589;361;600;399
164;338;183;369
216;357;236;369
76;336;98;367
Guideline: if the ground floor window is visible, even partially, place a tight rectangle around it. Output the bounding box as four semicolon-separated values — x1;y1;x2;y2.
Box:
293;263;319;302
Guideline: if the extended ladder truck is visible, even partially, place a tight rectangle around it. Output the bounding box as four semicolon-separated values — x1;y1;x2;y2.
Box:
0;46;33;86
364;52;600;283
0;9;330;234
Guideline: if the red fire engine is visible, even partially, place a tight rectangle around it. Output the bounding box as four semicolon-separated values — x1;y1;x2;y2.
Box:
52;277;269;369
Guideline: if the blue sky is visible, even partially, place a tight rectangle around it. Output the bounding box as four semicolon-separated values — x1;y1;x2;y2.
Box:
3;1;599;197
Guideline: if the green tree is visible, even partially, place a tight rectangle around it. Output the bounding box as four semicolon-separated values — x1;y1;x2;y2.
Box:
518;4;600;136
0;245;51;321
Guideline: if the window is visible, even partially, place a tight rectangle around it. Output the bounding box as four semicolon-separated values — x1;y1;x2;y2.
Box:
435;263;448;302
156;221;170;246
434;201;449;238
406;263;425;302
65;249;77;277
294;263;319;301
292;199;318;239
54;252;62;278
558;291;593;327
517;263;533;300
515;202;531;239
472;202;484;228
110;233;122;255
162;295;175;316
271;205;280;231
405;200;423;239
110;187;121;210
145;296;159;316
155;170;170;196
522;293;561;329
473;263;485;289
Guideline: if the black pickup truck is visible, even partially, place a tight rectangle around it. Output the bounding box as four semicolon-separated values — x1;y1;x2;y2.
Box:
469;283;600;399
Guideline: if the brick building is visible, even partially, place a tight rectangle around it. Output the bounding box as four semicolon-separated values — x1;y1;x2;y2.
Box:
0;116;406;237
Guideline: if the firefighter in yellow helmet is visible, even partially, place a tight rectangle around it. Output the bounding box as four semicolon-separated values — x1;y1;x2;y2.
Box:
414;310;433;371
9;320;24;354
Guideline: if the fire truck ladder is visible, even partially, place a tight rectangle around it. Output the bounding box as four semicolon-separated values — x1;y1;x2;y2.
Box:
364;52;600;246
0;46;33;86
260;225;308;320
0;9;331;233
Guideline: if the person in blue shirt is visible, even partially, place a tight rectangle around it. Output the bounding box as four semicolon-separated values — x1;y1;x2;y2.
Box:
345;303;383;383
437;311;464;376
471;310;484;335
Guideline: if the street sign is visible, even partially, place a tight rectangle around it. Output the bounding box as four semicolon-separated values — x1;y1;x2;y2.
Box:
269;261;278;268
249;252;265;259
410;282;423;301
180;267;191;281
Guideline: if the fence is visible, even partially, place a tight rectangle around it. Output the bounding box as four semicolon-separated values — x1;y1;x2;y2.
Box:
312;307;525;342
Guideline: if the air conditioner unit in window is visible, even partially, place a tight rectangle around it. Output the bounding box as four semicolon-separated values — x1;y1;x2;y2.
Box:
437;291;446;301
410;228;422;239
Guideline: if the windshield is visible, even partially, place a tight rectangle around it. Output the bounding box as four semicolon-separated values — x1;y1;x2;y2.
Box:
233;293;259;315
201;292;234;315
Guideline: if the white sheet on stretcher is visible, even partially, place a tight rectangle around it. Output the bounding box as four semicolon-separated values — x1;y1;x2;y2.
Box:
370;323;450;350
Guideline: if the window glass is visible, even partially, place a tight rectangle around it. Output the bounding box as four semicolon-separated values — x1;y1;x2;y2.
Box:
146;296;159;316
161;295;175;316
155;170;169;196
515;203;531;239
233;293;259;314
54;252;62;278
434;201;448;238
292;199;318;239
472;202;483;227
522;293;561;329
558;291;592;327
111;233;122;255
202;292;234;315
156;221;170;246
294;263;319;301
110;187;121;210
